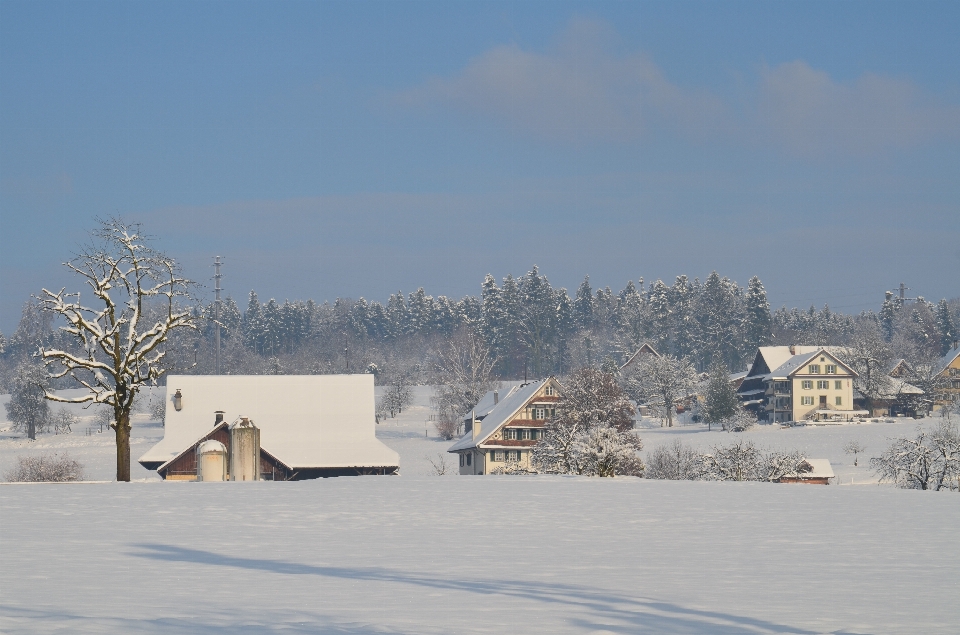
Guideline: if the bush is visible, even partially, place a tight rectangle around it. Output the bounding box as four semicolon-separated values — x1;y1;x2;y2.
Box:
5;453;85;482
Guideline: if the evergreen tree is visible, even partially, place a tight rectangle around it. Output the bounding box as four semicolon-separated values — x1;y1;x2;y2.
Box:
670;276;695;359
573;276;594;331
5;362;50;440
648;279;671;351
702;360;740;431
242;291;264;354
935;299;956;355
744;276;771;351
879;291;899;338
479;274;504;356
518;266;557;377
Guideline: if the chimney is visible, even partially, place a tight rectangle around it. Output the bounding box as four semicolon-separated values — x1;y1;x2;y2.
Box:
493;390;499;405
954;339;958;351
472;414;481;441
789;345;795;355
214;411;225;425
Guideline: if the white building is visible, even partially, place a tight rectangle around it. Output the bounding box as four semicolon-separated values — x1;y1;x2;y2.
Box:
139;375;399;480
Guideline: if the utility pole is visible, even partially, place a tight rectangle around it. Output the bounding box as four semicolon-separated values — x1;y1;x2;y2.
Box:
213;256;223;375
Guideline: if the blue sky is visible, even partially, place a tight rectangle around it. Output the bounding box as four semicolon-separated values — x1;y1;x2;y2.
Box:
2;0;958;333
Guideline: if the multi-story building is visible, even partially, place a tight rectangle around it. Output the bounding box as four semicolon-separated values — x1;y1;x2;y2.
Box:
448;377;562;475
738;346;861;423
934;344;960;410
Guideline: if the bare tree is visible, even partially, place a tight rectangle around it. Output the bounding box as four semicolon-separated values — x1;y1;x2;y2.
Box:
38;219;196;481
871;422;960;491
4;362;51;439
622;354;697;427
51;407;78;434
843;440;866;466
431;328;497;438
426;453;451;475
646;439;703;480
846;321;892;414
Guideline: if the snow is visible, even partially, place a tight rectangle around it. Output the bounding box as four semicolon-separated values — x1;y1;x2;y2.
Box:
139;375;399;471
2;385;959;633
798;458;834;479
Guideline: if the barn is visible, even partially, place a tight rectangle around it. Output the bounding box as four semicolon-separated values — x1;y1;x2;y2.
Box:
138;375;399;480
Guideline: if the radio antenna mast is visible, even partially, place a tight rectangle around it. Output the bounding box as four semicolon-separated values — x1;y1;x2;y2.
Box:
213;256;223;375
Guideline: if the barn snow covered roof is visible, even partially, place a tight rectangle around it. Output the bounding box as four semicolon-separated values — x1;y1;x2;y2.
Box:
139;375;398;471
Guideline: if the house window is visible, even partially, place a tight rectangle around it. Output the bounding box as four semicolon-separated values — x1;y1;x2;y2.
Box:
835;380;842;390
494;450;504;462
825;365;837;374
835;396;842;406
532;407;549;419
466;453;471;466
801;396;814;406
507;450;519;462
802;380;813;390
545;386;556;396
808;365;821;374
504;428;515;440
459;454;464;467
817;380;830;390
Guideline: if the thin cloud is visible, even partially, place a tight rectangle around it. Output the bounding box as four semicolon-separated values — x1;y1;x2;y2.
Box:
395;18;724;144
397;19;960;155
757;60;960;156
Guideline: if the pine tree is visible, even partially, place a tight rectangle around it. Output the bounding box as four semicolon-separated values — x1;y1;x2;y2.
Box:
648;279;671;351
702;360;740;431
935;299;956;355
573;276;594;331
242;291;264;354
744;276;771;352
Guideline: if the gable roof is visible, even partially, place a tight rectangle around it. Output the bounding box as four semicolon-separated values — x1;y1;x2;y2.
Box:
139;375;399;470
798;459;834;479
461;382;525;424
935;347;960;376
620;343;661;371
768;348;858;380
448;378;556;452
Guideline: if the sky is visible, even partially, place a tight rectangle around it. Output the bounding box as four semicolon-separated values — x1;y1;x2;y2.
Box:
1;0;958;334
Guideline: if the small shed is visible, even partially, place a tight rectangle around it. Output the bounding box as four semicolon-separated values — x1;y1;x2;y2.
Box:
779;459;835;485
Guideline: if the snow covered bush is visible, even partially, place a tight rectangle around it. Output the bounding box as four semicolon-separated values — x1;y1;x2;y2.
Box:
532;368;641;476
645;439;703;480
573;426;644;477
871;422;960;491
720;406;757;432
621;354;697;427
4;453;84;482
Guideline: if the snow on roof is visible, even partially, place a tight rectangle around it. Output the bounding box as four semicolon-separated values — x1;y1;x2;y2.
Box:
729;370;749;382
197;440;226;454
798;459;834;479
768;350;821;379
755;347;797;376
620;343;661;371
461;383;522;424
448;379;550;452
139;375;399;470
935;347;960;376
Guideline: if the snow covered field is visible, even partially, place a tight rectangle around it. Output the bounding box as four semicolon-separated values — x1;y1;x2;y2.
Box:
2;386;959;634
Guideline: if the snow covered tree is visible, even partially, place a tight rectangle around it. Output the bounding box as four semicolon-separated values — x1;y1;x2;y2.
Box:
573;425;644;477
645;439;703;480
5;362;51;439
4;453;84;482
622;354;697;427
533;368;637;474
432;328;497;439
38;219;196;481
843;440;866;467
700;440;807;482
573;276;594;331
702;360;739;431
935;299;956;355
871;422;960;491
744;276;771;351
846;319;892;414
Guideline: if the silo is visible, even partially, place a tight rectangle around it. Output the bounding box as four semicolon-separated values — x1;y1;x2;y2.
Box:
196;440;227;481
229;417;261;481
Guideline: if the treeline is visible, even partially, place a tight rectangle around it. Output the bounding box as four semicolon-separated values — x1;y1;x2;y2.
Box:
1;266;958;390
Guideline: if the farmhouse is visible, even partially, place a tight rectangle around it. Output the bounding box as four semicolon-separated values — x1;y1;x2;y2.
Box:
619;342;661;374
738;346;863;423
138;375;399;480
448;377;562;475
933;344;960;410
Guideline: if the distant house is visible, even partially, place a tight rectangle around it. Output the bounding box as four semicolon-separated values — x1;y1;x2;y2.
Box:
139;375;399;480
852;358;924;417
619;343;660;374
778;459;835;485
448;378;562;475
933;344;960;410
738;346;864;423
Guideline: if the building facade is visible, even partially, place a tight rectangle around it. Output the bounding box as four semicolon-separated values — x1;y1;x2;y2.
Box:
448;377;562;475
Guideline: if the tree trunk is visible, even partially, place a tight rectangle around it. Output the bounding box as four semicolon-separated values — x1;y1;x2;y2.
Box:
115;412;131;482
28;419;36;441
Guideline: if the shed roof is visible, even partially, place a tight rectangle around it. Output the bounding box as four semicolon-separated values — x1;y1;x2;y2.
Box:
138;375;399;470
798;459;835;479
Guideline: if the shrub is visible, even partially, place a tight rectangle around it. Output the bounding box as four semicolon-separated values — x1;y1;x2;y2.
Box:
4;453;85;482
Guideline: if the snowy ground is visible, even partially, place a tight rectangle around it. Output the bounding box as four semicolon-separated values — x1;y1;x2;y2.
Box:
2;386;959;634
